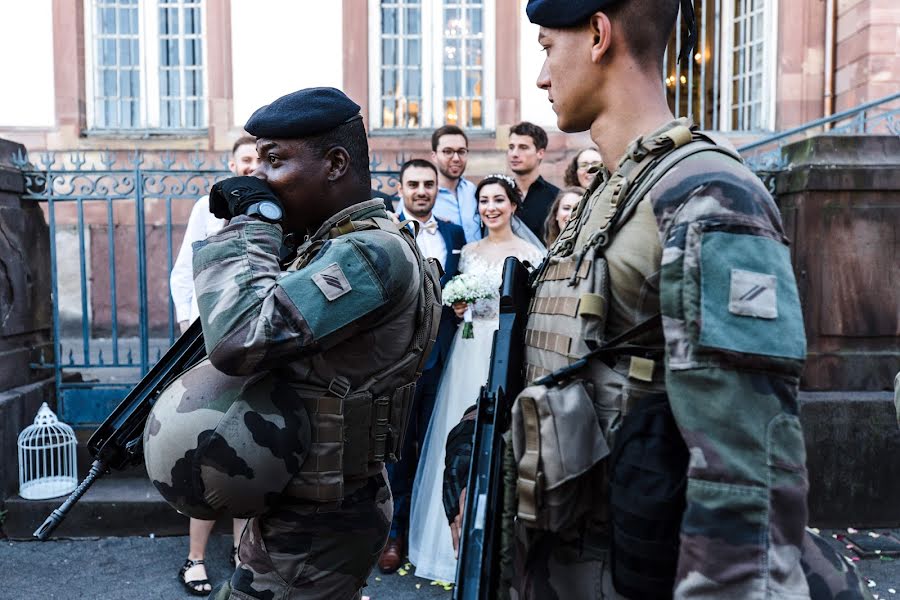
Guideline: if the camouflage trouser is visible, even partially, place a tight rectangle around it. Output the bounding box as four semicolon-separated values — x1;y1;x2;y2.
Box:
210;472;392;600
509;526;873;600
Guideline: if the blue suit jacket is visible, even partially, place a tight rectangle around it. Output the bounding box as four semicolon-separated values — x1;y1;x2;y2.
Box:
398;213;466;371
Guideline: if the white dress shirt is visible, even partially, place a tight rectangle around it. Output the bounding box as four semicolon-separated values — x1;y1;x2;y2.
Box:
412;216;448;270
169;195;227;322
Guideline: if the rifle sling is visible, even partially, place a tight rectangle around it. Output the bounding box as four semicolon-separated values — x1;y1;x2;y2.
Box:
533;313;663;388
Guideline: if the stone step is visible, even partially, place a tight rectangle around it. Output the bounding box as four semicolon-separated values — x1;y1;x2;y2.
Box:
2;474;229;540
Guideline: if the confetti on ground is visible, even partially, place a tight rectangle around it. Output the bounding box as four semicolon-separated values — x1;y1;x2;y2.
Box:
429;580;455;591
416;584;422;589
397;568;408;576
810;527;821;534
869;580;877;588
889;588;896;594
849;528;859;534
870;532;882;538
374;577;381;582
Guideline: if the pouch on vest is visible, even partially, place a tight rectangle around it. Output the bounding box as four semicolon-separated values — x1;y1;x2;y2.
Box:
609;391;688;600
511;380;610;532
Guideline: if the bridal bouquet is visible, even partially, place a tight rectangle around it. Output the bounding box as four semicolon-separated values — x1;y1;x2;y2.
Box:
443;272;497;339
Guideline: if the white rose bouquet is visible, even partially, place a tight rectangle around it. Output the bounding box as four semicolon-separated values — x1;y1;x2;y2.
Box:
442;272;497;338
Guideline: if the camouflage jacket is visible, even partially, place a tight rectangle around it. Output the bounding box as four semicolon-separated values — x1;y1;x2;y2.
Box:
643;120;809;597
523;119;810;598
192;199;421;389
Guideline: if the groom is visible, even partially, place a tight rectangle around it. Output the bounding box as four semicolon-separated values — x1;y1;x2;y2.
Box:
380;159;466;574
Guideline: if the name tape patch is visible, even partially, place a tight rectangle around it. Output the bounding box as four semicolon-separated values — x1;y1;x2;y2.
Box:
312;263;353;301
728;268;777;319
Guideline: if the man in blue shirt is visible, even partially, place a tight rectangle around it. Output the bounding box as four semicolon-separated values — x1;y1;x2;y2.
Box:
431;125;482;243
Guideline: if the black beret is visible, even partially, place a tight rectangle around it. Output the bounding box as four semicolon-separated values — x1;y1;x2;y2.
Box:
526;0;624;28
244;87;362;139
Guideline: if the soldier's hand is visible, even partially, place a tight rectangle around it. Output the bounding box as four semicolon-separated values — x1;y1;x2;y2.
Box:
209;176;282;220
451;487;466;558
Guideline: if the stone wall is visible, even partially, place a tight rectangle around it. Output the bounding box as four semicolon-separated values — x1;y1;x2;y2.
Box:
777;135;900;392
0;138;55;501
776;134;900;525
835;0;900;111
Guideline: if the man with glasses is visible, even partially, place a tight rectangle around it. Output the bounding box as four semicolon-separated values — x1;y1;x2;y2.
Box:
431;124;482;243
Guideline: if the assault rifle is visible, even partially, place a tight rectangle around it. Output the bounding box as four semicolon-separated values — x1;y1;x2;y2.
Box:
33;320;207;540
453;257;531;600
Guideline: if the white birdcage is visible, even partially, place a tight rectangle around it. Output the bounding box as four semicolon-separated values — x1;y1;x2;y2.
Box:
17;402;78;500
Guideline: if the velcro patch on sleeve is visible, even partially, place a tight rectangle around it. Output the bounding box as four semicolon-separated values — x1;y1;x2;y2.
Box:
279;240;387;341
698;231;806;360
312;263;353;301
728;268;777;319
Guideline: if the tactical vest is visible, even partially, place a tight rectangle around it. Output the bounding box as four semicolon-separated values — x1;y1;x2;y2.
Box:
515;120;743;531
282;213;443;505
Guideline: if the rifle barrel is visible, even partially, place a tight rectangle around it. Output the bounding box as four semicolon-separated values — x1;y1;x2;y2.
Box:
33;459;108;540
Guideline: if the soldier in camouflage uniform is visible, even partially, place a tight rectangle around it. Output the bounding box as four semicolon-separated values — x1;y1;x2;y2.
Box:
442;1;873;598
144;87;441;600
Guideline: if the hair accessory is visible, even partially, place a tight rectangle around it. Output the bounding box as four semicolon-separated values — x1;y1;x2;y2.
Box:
484;173;518;190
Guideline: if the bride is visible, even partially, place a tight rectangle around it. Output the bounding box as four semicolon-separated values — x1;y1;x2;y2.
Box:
408;174;545;583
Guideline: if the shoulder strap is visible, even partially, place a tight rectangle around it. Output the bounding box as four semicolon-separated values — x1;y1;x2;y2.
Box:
602;132;743;247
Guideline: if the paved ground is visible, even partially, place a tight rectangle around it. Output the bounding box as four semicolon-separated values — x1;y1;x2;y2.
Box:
0;534;450;600
1;529;899;599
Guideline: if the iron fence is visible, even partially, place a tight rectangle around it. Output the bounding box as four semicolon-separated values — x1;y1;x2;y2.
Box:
12;148;402;426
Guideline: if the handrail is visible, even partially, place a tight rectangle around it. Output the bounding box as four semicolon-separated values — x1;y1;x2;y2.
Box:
737;90;900;152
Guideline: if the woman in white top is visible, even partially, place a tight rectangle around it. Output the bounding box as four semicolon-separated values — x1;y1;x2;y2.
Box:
167;136;259;596
408;174;545;583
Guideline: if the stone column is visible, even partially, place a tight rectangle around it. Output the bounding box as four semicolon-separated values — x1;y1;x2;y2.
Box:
834;0;900;111
776;134;900;525
0;139;55;502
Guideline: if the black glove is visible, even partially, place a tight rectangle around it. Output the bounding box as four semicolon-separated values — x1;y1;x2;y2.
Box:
443;411;476;524
208;176;282;220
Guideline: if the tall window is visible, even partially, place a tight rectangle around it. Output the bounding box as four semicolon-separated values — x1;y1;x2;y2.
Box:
86;0;206;131
729;0;768;130
369;0;494;130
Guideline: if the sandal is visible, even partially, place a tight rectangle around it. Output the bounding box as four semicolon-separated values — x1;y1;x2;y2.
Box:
179;558;212;596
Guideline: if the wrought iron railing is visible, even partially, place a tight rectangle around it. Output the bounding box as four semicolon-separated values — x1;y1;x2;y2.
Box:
12;148;402;426
738;91;900;180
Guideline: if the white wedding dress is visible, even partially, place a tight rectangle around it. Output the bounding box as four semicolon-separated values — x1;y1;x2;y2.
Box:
408;239;545;583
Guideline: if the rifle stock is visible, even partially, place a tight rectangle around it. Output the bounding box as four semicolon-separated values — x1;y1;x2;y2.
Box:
454;257;531;599
33;319;208;540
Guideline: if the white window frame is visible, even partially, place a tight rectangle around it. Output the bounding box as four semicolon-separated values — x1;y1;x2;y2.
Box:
368;0;496;131
718;0;777;132
84;0;208;132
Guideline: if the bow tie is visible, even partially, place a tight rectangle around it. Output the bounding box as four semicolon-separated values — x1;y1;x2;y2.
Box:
421;221;438;234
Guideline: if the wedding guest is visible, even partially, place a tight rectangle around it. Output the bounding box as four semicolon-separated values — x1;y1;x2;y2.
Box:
544;186;586;246
432;125;482;243
169;135;258;596
563;147;603;188
507;122;560;241
380;159;466;574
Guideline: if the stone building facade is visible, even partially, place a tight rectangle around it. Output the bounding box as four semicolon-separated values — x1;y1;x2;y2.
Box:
1;0;897;176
